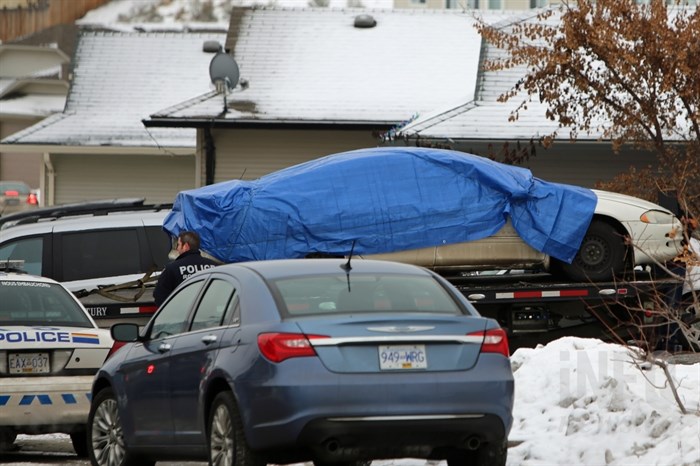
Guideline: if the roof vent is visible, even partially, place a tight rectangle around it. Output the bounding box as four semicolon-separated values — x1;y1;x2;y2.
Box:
203;40;222;53
354;14;376;29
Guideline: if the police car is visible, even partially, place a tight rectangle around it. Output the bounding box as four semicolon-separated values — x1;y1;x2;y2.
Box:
0;260;113;456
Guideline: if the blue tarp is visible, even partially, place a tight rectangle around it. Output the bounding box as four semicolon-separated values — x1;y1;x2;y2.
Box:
163;147;597;264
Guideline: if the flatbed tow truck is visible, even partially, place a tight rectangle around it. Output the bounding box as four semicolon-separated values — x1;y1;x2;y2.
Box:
444;270;682;350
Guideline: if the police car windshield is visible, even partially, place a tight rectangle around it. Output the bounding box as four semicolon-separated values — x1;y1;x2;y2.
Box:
0;280;93;327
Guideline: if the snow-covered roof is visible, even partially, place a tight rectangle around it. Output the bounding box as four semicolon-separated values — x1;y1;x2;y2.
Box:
397;8;695;143
147;7;483;126
2;30;226;150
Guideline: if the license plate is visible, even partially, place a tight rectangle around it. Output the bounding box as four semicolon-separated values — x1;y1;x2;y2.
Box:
378;344;427;370
9;353;50;374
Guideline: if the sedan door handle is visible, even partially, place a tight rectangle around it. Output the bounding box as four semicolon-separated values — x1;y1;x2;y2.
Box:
158;343;172;353
201;335;218;345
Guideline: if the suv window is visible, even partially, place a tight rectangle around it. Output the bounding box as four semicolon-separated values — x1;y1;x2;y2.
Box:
145;226;172;270
0;236;43;276
60;229;141;281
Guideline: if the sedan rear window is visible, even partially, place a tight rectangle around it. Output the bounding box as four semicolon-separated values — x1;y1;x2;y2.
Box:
272;274;463;316
0;280;93;327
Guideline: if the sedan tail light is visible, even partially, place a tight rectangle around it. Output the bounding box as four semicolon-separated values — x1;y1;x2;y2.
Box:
257;332;328;363
469;328;510;357
3;190;19;196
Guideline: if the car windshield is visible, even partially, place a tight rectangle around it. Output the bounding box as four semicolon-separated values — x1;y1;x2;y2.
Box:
0;280;93;327
272;273;463;316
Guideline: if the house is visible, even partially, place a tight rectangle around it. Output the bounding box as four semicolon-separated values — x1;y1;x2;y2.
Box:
0;42;70;189
143;6;485;186
1;5;666;206
0;30;227;205
145;6;659;191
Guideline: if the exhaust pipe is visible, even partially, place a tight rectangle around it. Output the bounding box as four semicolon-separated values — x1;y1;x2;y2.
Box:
323;438;341;454
465;436;481;450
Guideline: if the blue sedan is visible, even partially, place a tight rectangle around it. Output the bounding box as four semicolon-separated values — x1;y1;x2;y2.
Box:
87;258;514;466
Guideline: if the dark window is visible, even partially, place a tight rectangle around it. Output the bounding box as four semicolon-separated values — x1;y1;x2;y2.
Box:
273;274;464;316
0;236;43;276
190;279;235;332
150;279;205;339
60;229;141;281
145;226;172;270
0;281;92;327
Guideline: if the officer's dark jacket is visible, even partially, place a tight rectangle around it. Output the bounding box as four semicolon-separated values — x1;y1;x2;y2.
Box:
153;249;218;306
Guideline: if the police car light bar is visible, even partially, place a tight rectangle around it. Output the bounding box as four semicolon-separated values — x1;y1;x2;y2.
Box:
0;259;26;273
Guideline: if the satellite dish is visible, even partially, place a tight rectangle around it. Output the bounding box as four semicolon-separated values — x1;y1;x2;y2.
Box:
209;52;239;92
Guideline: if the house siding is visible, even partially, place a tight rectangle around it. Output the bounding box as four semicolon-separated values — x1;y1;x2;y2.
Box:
50;153;196;205
208;128;379;184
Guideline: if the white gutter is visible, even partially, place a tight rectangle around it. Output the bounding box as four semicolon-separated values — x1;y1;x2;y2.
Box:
42;152;54;206
0;144;194;156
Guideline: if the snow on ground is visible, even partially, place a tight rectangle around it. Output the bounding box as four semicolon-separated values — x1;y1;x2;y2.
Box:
11;337;700;466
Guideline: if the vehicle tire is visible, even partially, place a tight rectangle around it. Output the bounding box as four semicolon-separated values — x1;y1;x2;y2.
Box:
553;219;627;282
0;429;17;451
88;387;154;466
208;391;264;466
70;429;89;458
473;440;507;466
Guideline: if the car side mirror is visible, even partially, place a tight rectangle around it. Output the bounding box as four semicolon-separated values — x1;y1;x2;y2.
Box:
111;323;140;342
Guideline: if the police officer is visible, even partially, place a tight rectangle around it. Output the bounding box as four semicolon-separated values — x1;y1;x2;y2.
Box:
153;231;218;306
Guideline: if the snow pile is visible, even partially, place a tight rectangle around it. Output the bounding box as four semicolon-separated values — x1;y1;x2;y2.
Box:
507;337;700;466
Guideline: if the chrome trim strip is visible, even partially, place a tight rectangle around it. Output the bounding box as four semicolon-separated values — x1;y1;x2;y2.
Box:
326;414;485;422
367;326;435;333
310;335;483;346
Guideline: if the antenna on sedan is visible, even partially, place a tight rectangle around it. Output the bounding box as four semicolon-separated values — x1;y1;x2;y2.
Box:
340;240;355;272
340;240;355;292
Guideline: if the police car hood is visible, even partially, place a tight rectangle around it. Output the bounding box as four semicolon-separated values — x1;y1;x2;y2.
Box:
0;326;113;350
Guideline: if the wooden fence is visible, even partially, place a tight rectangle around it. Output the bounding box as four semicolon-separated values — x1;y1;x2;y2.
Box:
0;0;111;43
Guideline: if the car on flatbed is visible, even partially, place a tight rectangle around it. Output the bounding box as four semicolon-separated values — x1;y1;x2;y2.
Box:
0;260;113;456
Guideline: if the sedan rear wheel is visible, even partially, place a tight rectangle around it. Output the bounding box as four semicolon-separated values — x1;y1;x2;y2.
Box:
88;387;153;466
208;391;263;466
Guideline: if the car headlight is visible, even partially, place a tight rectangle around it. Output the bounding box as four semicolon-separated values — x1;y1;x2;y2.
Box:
640;210;674;224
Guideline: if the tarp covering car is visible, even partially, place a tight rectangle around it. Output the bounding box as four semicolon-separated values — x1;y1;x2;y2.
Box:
163;147;597;264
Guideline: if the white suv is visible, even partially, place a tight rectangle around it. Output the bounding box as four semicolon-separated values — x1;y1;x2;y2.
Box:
0;200;172;327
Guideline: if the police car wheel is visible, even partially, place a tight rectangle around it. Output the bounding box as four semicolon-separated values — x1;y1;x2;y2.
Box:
0;430;17;450
70;430;89;458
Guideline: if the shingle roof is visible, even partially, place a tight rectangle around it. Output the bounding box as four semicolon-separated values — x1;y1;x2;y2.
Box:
2;30;226;149
397;8;695;142
148;7;483;125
